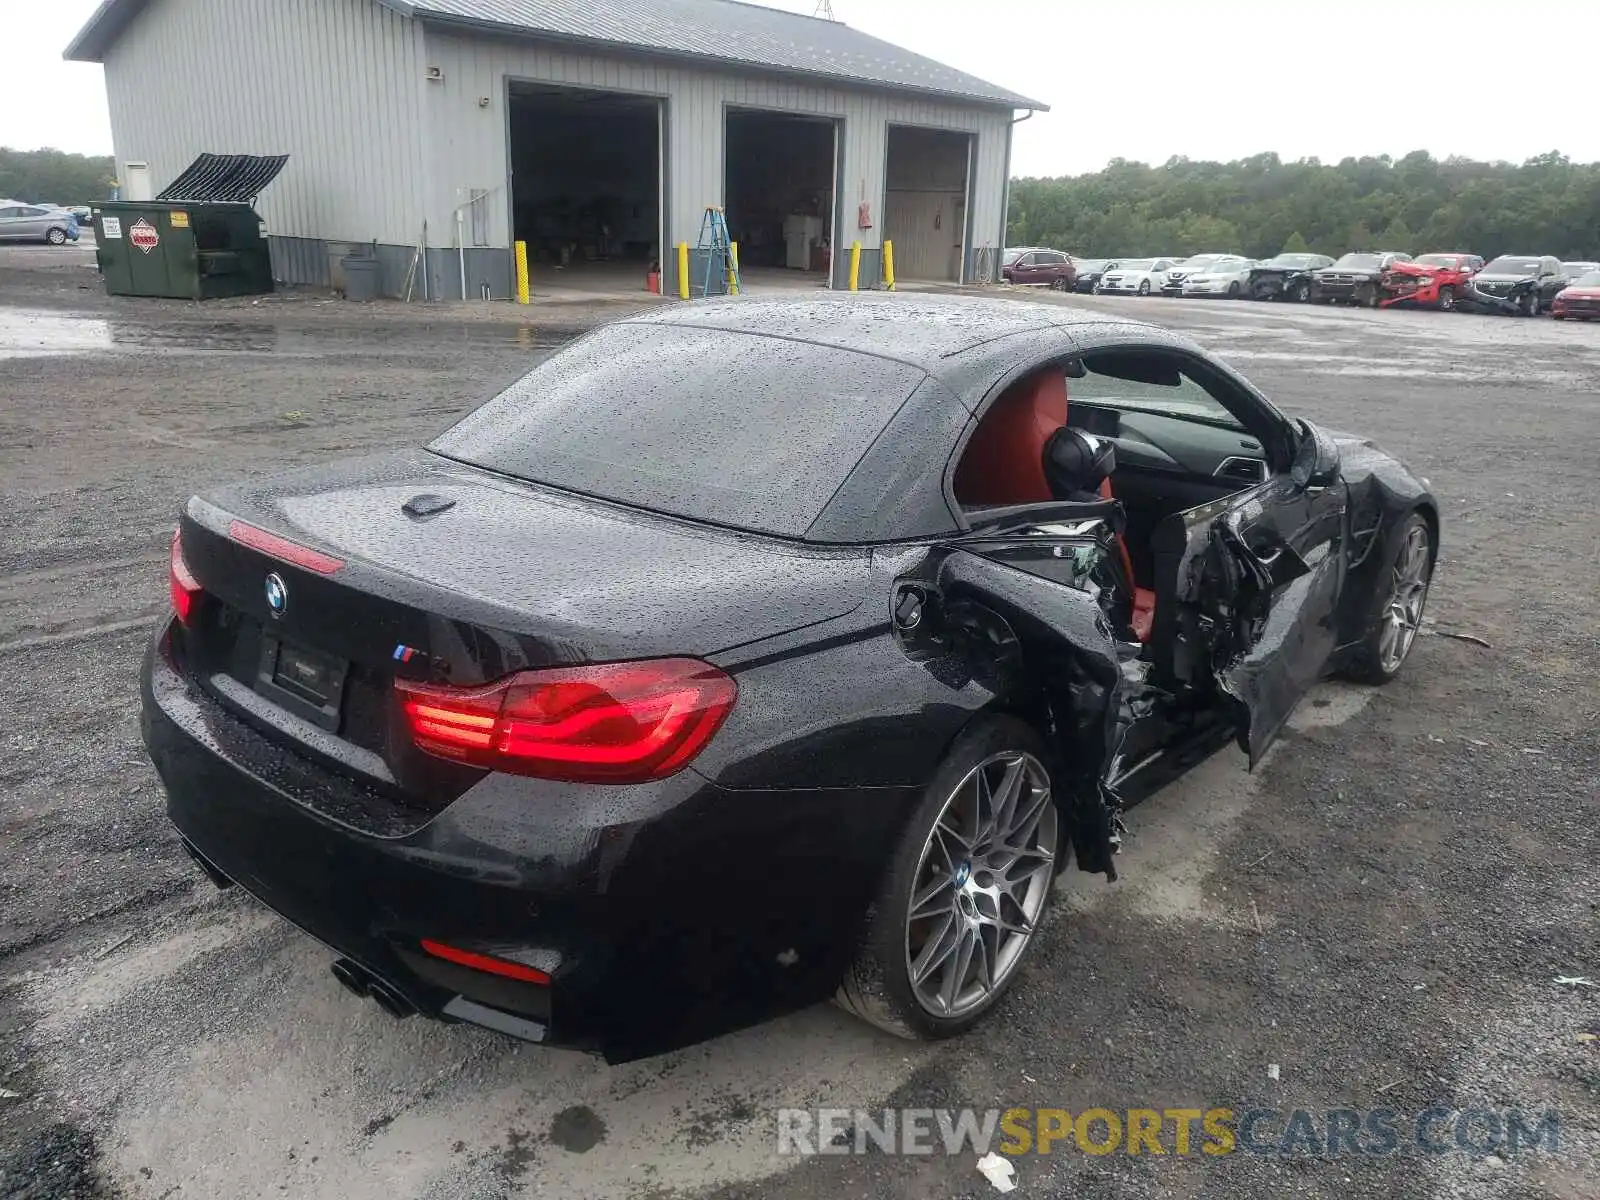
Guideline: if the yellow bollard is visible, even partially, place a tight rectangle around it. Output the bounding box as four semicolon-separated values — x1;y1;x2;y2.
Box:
514;240;530;305
728;241;739;295
849;241;861;292
677;242;690;299
883;240;896;291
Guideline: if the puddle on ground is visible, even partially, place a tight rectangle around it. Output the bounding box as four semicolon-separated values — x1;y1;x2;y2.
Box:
0;308;565;360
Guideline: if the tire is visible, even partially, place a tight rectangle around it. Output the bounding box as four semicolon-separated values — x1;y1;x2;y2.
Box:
1521;291;1540;317
1227;282;1241;298
45;227;67;246
1436;286;1455;312
1137;280;1150;296
836;714;1060;1041
1340;512;1434;685
1292;281;1312;303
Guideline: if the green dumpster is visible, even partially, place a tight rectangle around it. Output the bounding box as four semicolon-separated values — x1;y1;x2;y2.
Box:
96;152;287;300
97;202;274;299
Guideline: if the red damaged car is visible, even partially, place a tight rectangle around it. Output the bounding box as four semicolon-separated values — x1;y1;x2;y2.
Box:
1380;253;1484;311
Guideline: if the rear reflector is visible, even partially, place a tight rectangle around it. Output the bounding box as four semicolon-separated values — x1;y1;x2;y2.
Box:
395;658;737;783
227;519;344;575
169;530;202;625
420;939;551;985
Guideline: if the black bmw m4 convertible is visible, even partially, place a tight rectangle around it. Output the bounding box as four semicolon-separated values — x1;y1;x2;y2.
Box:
142;294;1437;1061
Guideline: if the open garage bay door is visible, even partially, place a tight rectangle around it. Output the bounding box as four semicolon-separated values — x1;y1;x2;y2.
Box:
724;109;839;289
884;127;972;284
508;84;662;292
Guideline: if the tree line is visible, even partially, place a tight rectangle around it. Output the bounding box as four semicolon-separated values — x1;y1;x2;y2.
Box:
1006;151;1600;261
0;148;117;205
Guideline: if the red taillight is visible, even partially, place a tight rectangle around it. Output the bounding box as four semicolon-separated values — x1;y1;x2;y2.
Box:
169;530;202;625
419;939;551;985
395;658;737;783
227;519;344;574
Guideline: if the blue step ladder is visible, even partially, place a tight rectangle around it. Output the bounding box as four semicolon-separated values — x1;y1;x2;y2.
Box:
694;206;741;298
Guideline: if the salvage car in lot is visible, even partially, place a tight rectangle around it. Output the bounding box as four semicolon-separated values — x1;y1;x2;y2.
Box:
141;296;1439;1061
1550;269;1600;320
1160;253;1239;296
1097;257;1178;295
1379;252;1484;311
1247;253;1335;302
1004;249;1077;289
1071;258;1117;293
1312;251;1412;305
1180;257;1257;298
1461;255;1567;316
0;201;80;244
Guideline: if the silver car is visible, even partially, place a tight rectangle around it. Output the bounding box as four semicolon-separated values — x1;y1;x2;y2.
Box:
1180;257;1258;298
0;201;79;245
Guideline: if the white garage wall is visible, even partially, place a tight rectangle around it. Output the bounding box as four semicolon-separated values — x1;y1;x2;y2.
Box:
102;0;428;247
97;0;1014;290
418;27;1012;267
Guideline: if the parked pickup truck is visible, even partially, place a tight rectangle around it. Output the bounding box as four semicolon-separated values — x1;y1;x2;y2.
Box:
1311;251;1412;305
1378;252;1484;311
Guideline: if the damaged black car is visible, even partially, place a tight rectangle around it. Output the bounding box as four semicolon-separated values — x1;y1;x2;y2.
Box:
1461;254;1567;316
1248;253;1335;302
140;295;1439;1062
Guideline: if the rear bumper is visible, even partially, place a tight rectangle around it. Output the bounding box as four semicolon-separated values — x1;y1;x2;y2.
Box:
140;624;908;1060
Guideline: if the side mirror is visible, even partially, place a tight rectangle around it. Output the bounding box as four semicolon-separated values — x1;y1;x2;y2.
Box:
1290;421;1341;489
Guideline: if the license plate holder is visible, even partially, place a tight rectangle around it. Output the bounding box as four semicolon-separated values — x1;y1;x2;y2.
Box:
256;635;349;732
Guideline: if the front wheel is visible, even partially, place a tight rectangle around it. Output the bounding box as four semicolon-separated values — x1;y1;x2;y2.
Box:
836;716;1060;1041
1341;513;1434;684
1137;280;1150;296
45;227;67;246
1292;281;1312;303
1437;285;1456;312
1521;291;1540;317
1227;281;1241;298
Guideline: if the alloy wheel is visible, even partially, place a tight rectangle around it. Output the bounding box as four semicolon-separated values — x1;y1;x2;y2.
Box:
904;752;1057;1018
1378;523;1432;673
47;228;66;246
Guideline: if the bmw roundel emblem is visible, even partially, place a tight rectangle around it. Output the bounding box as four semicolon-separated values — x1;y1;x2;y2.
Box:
264;572;288;618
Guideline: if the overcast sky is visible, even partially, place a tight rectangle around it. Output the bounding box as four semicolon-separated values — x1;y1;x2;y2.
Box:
6;0;1599;175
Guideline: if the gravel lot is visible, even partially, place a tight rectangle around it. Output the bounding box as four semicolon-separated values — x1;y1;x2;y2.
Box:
1;247;1596;1200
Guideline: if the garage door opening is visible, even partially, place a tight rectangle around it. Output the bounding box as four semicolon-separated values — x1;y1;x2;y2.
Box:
724;109;838;290
884;126;972;283
508;84;662;294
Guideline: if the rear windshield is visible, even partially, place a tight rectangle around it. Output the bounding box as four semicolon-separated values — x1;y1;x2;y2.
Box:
1572;271;1600;287
1333;254;1381;270
430;323;925;538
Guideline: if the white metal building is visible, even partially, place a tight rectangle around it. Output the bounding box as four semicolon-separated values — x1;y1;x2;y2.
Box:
67;0;1042;299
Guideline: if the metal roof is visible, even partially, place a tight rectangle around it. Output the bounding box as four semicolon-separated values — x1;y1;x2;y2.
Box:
66;0;1044;110
157;153;289;203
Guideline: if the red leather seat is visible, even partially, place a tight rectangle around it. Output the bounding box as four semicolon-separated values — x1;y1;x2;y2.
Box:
953;369;1156;642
